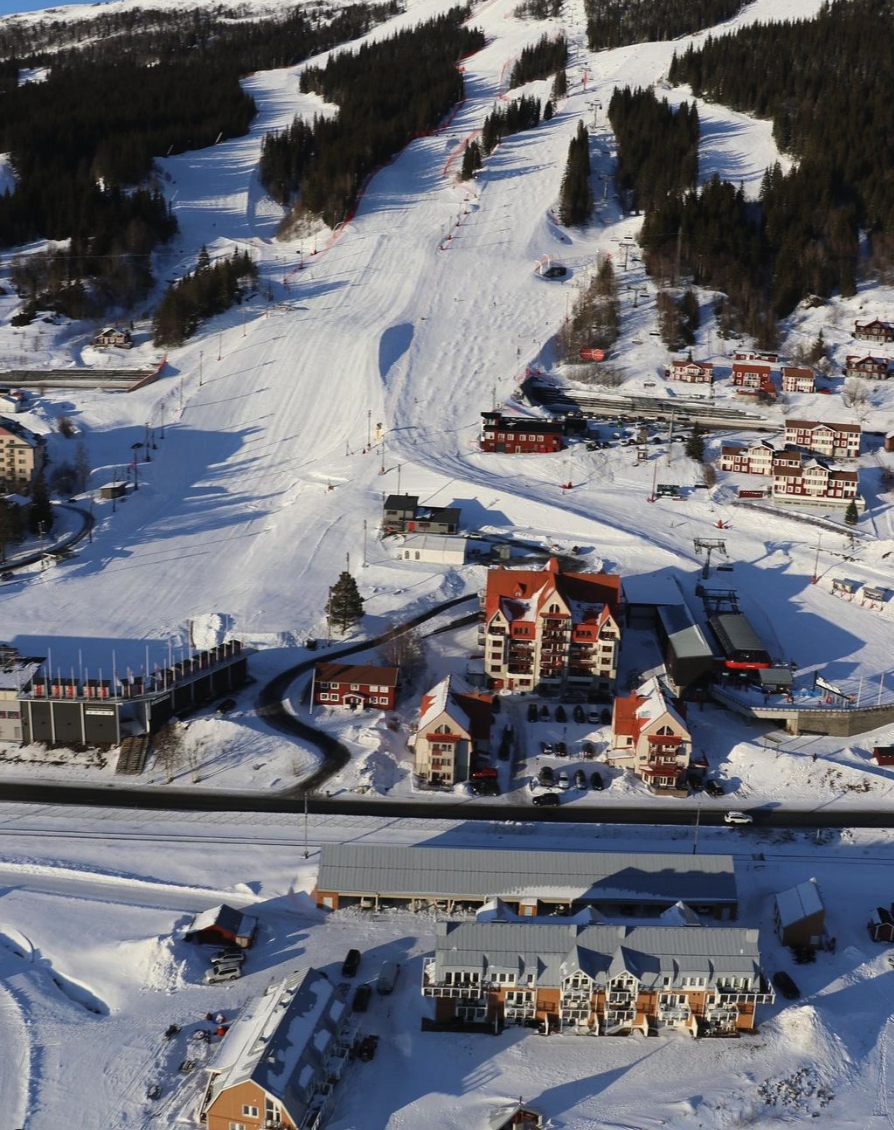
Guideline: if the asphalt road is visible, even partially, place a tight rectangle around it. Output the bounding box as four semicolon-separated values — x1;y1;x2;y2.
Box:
0;778;890;828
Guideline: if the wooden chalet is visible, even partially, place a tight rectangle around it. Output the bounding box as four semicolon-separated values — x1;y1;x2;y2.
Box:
313;662;399;710
480;412;563;454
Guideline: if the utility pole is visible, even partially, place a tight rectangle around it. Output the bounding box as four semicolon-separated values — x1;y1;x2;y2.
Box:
380;437;386;475
362;519;368;566
811;534;822;584
367;410;371;450
692;800;701;855
303;790;309;859
199;351;204;388
160;405;165;440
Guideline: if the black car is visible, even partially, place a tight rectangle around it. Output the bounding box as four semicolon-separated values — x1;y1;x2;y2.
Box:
574;769;587;790
352;983;372;1012
772;971;801;1001
590;770;604;790
539;704;550;721
582;742;594;759
532;792;560;806
555;705;567;724
527;702;539;723
573;704;586;724
555;741;567;757
705;779;724;798
538;765;555;787
341;948;361;977
471;778;500;796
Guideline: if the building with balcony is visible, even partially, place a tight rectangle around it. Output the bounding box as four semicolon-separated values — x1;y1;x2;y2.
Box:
481;558;621;694
610;677;692;794
781;366;816;394
845;355;889;380
412;675;493;786
731;361;774;391
313;843;739;919
199;968;353;1130
719;439;777;476
770;454;858;507
421;921;773;1036
783;419;860;459
0;417;45;494
667;355;714;384
854;319;894;343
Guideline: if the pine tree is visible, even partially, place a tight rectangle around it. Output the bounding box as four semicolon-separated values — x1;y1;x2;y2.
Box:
29;464;54;535
460;140;482;181
685;424;705;462
844;499;859;526
74;440;91;493
327;571;364;634
558;120;592;226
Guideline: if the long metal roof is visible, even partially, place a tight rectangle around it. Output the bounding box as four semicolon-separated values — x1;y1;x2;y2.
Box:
658;603;714;661
432;921;762;989
709;612;767;654
316;844;737;905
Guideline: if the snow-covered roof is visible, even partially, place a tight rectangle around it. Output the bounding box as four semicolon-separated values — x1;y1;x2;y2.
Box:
316;844;737;905
206;968;345;1123
775;878;824;928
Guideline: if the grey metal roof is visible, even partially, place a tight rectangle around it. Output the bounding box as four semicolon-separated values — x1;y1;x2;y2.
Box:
207;968;347;1123
433;921;762;990
709;612;767;654
658;603;714;660
317;844;737;905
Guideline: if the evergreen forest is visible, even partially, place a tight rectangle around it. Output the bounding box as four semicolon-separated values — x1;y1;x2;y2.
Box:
508;34;567;88
608;88;699;213
584;0;742;50
0;2;394;318
262;10;485;228
152;249;258;347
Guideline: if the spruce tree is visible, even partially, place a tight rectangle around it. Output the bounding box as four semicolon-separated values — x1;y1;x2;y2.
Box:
685;424;705;462
558;120;592;226
29;464;54;535
844;500;858;526
327;571;364;634
460;140;482;181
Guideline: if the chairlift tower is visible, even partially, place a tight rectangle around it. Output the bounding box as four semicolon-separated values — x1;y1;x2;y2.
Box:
693;537;728;579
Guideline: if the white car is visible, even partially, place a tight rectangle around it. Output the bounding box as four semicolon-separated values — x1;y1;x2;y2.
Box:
556;771;570;791
724;811;753;825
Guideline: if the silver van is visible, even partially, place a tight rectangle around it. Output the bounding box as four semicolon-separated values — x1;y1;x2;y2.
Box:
376;960;399;995
204;964;241;984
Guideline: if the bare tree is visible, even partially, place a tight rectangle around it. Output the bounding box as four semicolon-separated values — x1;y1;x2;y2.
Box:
379;624;425;688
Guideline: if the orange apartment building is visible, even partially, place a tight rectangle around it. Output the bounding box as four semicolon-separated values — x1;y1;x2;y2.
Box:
481;558;622;695
199;968;353;1130
610;677;692;794
422;921;773;1037
412;674;493;786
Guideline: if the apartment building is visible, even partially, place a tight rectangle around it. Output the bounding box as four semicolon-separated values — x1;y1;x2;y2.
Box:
610;677;692;794
783;419;860;459
481;558;621;694
781;366;816;394
422;921;773;1036
667;356;714;384
719;439;777;475
771;455;858;506
412;675;493;786
0;419;45;494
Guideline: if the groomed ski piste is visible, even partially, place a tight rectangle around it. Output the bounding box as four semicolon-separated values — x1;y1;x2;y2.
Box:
0;0;894;1122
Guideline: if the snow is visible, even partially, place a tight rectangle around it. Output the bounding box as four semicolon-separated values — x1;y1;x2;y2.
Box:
0;0;891;1118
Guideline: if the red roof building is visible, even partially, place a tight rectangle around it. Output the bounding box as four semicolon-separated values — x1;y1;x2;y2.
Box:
412;675;493;786
667;356;714;384
781;366;816;394
731;361;776;396
783;419;861;459
480;411;564;454
611;677;692;795
845;355;889;380
313;663;399;710
771;454;858;507
482;558;621;694
854;319;894;343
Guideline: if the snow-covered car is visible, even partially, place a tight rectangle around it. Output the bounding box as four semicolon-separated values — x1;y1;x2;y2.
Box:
724;811;753;825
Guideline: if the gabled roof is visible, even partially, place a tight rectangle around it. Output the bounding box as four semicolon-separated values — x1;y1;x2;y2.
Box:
185;903;243;937
671;356;713;371
484;559;620;624
775;878;823;927
383;494;418;511
315;663;399;687
613;677;688;743
417;674;493;741
206;968;346;1124
785;419;861;434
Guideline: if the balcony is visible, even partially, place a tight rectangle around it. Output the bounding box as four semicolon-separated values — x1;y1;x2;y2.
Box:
504;1005;536;1020
658;1006;691;1023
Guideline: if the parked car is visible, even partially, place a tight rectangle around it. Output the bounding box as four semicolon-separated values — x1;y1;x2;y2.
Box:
357;1033;379;1061
209;948;244;966
587;709;600;723
305;638;319;651
601;708;611;725
352;983;372;1012
705;779;724;798
538;765;555;787
574;769;587;790
573;704;586;724
582;742;594;759
471;766;498;780
147;1084;161;1101
556;771;570;791
376;960;400;995
555;705;567;724
541;741;554;756
204;965;241;984
724;811;753;825
539;704;550;721
555;741;567;757
590;770;604;791
471;778;500;796
342;949;361;977
532;792;560;807
772;971;801;1000
527;702;539;723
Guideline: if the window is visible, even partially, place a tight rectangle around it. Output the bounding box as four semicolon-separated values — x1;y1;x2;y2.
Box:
350;683;360;691
230;1123;246;1130
242;1105;259;1118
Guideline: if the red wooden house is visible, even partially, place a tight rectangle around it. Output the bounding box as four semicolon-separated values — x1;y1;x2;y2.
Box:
731;361;775;396
313;663;399;710
854;319;894;343
845;355;889;380
480;411;563;454
184;904;258;948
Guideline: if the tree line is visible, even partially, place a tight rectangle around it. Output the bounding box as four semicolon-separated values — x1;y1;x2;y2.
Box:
669;0;894;308
608;87;698;213
558;120;592;225
584;0;742;50
152;249;258;347
459;93;545;181
514;0;561;19
263;10;485;228
509;34;566;87
0;2;393;320
558;256;620;358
